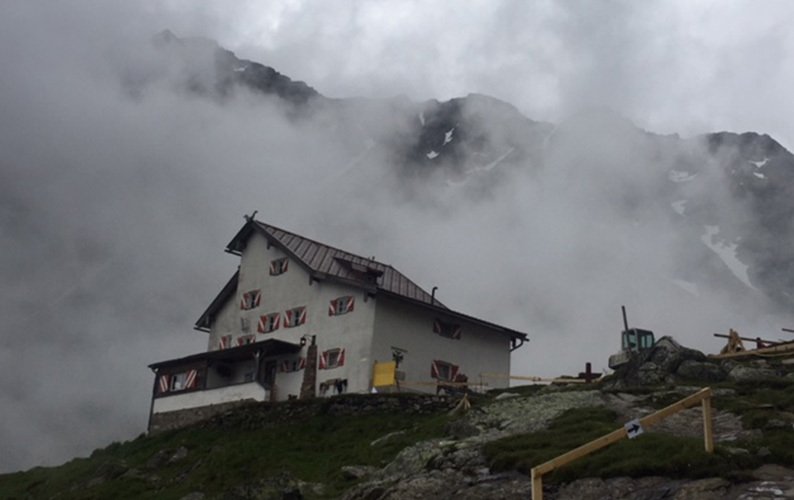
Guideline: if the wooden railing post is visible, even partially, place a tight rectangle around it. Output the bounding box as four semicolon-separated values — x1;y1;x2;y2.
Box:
531;469;543;500
702;395;714;453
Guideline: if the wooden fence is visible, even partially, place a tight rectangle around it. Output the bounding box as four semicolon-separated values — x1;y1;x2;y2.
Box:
530;387;714;500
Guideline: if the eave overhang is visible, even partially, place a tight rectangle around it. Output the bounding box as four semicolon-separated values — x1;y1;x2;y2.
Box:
149;338;301;371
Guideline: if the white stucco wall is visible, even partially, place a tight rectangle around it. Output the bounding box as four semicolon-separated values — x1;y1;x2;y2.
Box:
371;296;512;392
152;382;267;414
207;232;377;398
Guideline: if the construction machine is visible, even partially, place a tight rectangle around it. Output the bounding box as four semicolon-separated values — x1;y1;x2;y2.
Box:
608;306;656;370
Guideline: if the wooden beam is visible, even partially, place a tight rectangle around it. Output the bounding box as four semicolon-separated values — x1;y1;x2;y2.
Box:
709;341;794;359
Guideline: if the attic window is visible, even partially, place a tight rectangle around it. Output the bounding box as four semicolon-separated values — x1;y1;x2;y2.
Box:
430;360;459;382
270;257;289;276
319;348;345;370
257;312;280;333
328;296;355;316
283;306;307;328
240;290;261;310
335;258;383;284
433;319;461;339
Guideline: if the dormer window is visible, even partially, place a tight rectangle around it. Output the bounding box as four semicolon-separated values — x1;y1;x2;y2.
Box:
328;296;355;316
433;319;461;339
270;257;289;276
284;306;307;328
257;312;280;333
240;290;261;310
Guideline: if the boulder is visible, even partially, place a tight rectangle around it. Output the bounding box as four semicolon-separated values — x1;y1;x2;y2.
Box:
727;365;778;382
675;360;726;382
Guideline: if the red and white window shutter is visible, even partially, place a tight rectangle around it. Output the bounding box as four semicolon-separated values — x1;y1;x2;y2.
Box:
218;335;231;350
284;306;307;328
433;319;462;339
185;369;198;389
236;335;254;346
257;312;280;333
158;374;171;393
240;290;261;310
319;348;345;370
328;296;355;316
269;258;288;275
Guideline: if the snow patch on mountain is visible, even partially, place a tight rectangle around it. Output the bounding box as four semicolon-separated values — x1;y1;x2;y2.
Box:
671;200;687;215
444;128;454;145
419;112;425;126
700;225;756;290
426;150;439;159
668;170;697;183
749;158;769;168
753;172;766;179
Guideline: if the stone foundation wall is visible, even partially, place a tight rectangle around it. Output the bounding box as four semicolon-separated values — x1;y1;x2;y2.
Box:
149;399;259;434
149;393;458;434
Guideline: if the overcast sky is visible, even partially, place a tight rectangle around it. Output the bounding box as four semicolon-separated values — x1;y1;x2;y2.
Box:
1;0;793;473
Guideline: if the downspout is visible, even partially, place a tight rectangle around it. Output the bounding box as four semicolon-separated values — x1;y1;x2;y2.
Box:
431;286;438;305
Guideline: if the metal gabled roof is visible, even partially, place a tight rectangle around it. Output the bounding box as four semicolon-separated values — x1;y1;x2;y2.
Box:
194;219;529;343
232;219;442;305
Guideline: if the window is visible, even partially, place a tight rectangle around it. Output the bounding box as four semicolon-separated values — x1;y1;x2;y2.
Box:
240;290;261;310
240;317;251;332
218;334;231;350
279;357;306;373
319;348;345;369
433;319;461;339
236;335;255;346
270;257;289;276
328;296;354;316
430;360;459;382
283;306;307;328
158;369;199;394
257;312;280;333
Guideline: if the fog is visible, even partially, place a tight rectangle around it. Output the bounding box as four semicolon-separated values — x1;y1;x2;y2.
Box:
1;1;793;473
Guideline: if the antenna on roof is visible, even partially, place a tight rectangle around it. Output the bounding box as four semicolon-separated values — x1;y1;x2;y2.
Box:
243;210;259;222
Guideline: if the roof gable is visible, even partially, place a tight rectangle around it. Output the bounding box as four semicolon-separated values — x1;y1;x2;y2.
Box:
234;220;442;306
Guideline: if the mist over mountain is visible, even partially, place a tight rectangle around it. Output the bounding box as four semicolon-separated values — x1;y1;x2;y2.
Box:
149;31;794;309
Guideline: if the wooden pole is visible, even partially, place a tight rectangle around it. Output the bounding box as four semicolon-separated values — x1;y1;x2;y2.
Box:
702;396;714;453
531;469;543;500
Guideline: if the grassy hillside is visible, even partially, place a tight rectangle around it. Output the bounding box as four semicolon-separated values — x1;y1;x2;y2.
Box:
3;380;794;499
0;396;449;499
